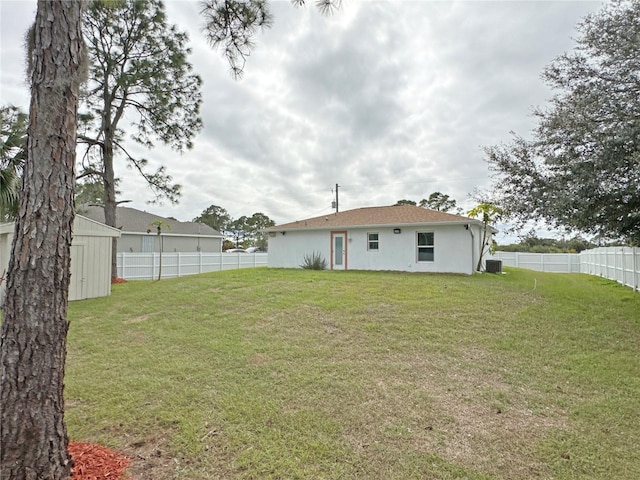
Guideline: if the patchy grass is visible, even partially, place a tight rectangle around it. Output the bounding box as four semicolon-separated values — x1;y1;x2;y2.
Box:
64;267;640;479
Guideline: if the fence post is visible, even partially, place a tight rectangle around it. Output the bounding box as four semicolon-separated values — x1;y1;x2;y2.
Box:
618;248;623;285
199;251;203;274
634;247;638;291
626;247;631;290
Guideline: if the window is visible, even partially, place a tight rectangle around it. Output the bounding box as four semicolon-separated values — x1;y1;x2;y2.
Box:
417;232;434;261
141;236;154;253
367;232;379;251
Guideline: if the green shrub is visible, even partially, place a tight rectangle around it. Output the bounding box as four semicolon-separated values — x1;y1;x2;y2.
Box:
300;251;327;270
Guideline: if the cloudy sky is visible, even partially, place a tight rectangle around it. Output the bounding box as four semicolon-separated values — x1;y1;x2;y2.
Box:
1;0;602;241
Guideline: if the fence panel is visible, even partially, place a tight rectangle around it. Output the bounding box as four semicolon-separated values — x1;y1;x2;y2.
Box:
492;248;639;292
490;252;580;273
579;247;639;291
117;252;268;280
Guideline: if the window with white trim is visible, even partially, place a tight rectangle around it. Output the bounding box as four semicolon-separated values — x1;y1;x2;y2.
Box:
367;232;379;251
141;236;155;252
417;232;434;261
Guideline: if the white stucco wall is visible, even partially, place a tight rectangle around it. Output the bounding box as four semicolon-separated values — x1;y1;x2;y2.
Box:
267;230;331;269
268;223;487;275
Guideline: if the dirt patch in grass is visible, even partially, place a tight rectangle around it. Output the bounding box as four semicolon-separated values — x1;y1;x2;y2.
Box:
249;352;271;365
246;302;569;478
118;436;178;480
346;347;568;479
124;314;152;324
120;431;239;480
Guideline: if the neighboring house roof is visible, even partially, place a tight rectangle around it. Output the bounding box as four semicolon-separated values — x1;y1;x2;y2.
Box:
78;205;221;237
268;204;489;231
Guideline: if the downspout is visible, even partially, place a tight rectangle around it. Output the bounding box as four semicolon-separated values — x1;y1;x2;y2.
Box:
468;224;476;274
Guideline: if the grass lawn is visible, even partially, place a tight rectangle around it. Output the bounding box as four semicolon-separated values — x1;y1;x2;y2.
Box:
64;267;640;479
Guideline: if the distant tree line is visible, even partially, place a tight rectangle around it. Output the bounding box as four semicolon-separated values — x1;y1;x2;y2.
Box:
193;204;275;250
496;232;597;253
395;192;463;214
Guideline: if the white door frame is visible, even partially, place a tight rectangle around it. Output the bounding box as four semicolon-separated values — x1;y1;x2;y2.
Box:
331;231;347;270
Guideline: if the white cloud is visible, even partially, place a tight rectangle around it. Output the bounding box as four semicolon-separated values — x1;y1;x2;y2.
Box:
0;0;602;242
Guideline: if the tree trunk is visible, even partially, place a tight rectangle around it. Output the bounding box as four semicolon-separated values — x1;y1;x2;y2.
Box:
0;2;84;479
476;226;488;272
102;137;118;279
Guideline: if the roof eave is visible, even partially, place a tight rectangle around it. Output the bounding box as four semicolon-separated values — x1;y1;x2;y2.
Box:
121;231;223;238
268;219;486;232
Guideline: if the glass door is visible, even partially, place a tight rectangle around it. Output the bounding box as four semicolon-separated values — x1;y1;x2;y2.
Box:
331;232;346;270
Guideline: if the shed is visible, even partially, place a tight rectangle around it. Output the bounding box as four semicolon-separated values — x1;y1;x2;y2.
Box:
0;215;121;305
266;204;496;275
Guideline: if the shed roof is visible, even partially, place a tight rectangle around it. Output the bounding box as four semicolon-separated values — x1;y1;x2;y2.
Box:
74;215;121;237
79;205;221;236
268;204;484;231
0;215;120;237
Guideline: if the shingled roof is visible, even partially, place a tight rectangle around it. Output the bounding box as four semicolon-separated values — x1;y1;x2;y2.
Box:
78;205;221;236
268;204;480;231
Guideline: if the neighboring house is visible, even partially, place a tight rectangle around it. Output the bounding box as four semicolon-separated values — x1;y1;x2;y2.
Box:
0;215;121;305
266;204;496;275
79;205;223;253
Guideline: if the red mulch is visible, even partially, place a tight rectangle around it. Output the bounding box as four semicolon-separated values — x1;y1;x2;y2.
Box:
69;442;131;480
111;277;128;284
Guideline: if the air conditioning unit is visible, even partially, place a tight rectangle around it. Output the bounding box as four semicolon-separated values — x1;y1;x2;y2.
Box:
485;259;502;274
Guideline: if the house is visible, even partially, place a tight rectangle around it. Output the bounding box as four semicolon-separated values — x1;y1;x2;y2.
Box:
0;215;121;305
79;205;223;253
265;204;496;275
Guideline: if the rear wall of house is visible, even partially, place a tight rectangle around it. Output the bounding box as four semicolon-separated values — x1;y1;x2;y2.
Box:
267;231;330;269
268;224;477;274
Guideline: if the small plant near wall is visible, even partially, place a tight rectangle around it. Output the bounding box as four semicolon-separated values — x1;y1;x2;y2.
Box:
301;251;327;270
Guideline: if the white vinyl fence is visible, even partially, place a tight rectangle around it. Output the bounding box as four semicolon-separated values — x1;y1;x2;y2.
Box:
117;252;268;280
116;248;639;292
490;252;581;273
491;247;640;291
579;247;639;292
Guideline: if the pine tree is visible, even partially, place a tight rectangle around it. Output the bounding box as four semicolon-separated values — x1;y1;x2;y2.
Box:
78;0;203;278
0;2;84;478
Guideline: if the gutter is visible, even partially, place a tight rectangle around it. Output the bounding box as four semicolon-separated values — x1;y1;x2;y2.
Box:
267;220;484;234
468;224;476;273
